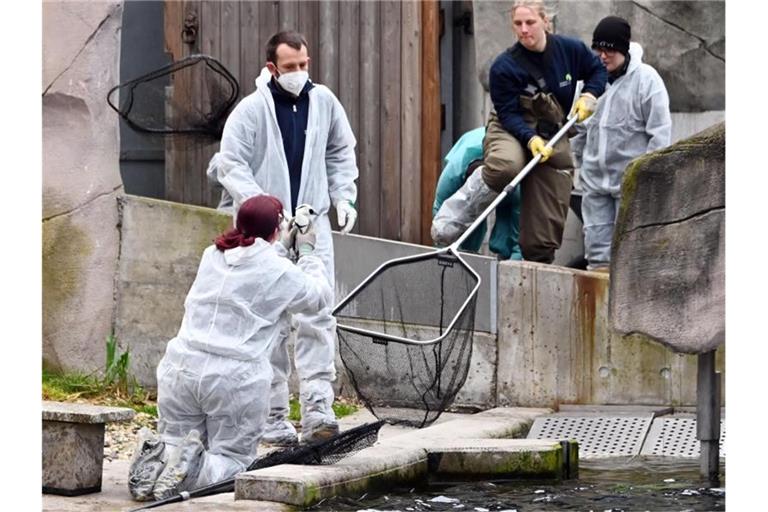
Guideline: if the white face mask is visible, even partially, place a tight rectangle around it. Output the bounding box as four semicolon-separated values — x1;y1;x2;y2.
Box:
276;70;309;96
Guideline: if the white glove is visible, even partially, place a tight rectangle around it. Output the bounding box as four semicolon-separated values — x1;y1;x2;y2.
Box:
336;201;357;234
295;228;317;257
292;204;316;234
278;210;295;251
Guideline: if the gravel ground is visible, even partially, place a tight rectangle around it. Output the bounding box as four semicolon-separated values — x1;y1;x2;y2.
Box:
104;412;158;462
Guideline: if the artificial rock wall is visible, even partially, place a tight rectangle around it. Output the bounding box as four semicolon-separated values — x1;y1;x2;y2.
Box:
610;123;725;354
42;1;124;373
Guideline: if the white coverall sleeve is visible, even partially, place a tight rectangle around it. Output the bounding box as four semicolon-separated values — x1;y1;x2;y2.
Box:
285;255;333;316
570;122;587;169
216;100;266;211
325;95;359;208
640;71;672;153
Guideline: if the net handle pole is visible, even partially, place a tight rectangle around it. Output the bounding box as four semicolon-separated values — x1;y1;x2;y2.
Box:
450;115;578;251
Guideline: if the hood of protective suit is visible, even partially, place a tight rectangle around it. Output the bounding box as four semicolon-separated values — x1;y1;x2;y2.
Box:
626;42;643;74
572;41;671;197
255;66;273;90
223;238;272;266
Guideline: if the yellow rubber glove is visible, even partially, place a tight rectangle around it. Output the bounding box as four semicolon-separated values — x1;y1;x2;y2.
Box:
572;92;597;122
528;136;554;162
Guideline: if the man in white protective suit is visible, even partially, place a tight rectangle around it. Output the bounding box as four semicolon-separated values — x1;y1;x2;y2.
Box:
127;195;332;501
206;30;358;446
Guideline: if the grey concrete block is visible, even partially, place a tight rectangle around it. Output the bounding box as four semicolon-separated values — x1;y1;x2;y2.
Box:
42;402;133;496
383;407;551;446
43;421;106;495
454;331;498;409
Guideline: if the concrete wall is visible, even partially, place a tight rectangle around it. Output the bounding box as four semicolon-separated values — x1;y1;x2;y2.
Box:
113;196;232;386
111;197;723;408
497;261;724;407
42;1;125;373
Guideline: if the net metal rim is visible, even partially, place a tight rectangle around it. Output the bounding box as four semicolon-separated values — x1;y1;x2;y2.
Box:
106;53;240;136
333;246;481;346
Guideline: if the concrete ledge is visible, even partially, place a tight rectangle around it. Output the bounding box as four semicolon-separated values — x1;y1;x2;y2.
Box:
384;407;551;447
236;408;553;506
236;445;428;507
426;438;575;480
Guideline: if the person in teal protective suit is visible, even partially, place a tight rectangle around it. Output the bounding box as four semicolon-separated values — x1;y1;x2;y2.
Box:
432;127;522;260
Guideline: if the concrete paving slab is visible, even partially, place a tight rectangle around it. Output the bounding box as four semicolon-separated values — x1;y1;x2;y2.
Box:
382;407;551;448
237;444;428;507
42;459;288;512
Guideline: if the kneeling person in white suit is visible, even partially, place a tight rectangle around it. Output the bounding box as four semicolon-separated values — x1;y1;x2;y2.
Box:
128;194;332;501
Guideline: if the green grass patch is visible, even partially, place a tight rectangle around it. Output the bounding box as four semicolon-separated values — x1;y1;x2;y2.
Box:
287;396;359;422
42;335;158;417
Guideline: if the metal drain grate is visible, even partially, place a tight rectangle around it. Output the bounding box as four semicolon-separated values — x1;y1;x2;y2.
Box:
641;416;726;458
528;415;653;457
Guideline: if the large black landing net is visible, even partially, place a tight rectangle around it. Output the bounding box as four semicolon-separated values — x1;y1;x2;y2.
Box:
334;249;480;428
107;54;239;137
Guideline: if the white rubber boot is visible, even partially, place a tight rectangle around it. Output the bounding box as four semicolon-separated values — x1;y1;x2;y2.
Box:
152;429;204;501
261;409;299;447
431;167;499;246
299;384;339;445
128;427;168;501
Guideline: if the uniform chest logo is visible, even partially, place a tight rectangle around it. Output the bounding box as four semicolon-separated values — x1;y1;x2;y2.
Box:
559;73;572;88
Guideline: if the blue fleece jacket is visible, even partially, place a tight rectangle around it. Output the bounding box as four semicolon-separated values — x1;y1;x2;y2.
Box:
268;78;315;215
489;33;607;144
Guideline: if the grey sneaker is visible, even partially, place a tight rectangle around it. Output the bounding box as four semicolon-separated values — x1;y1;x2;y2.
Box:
152;429;204;501
261;418;299;447
128;428;168;501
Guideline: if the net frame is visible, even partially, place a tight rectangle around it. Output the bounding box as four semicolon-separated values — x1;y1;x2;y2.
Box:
106;54;239;137
333;246;481;427
332;117;578;427
333;246;481;346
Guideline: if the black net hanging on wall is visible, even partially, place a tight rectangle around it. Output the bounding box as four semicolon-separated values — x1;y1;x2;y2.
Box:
107;54;239;138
